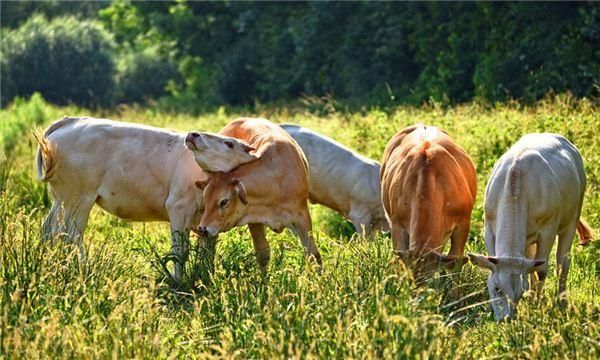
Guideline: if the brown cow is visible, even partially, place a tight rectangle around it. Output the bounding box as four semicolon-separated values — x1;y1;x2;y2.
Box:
380;124;476;273
195;118;322;273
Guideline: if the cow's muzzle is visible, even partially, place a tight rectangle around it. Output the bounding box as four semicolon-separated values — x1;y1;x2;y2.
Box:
194;226;208;237
195;226;218;238
185;132;201;150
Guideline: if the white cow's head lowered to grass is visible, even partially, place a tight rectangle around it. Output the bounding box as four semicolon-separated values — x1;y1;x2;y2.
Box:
185;132;258;172
468;253;544;321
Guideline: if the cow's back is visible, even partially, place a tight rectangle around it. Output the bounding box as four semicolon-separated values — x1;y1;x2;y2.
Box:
485;133;585;231
221;118;309;204
281;124;381;215
382;126;476;220
42;117;203;221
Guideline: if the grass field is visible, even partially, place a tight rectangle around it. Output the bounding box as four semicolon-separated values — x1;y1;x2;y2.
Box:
1;94;599;358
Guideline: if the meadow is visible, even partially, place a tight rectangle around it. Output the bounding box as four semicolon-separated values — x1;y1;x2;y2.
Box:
1;94;599;358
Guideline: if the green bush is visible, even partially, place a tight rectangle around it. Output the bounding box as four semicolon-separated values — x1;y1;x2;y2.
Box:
0;15;115;108
115;46;179;104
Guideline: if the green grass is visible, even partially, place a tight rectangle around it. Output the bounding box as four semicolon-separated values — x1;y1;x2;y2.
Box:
1;94;599;358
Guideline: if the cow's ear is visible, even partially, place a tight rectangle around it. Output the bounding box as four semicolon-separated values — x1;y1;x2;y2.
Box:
195;178;210;190
468;253;497;271
231;178;248;205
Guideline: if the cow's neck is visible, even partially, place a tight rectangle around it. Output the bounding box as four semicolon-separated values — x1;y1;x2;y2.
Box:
496;168;527;257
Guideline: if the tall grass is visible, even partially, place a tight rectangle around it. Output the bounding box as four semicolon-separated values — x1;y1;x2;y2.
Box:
0;94;598;358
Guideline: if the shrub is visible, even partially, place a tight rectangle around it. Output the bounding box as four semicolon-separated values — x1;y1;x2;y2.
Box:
115;46;179;104
1;15;116;108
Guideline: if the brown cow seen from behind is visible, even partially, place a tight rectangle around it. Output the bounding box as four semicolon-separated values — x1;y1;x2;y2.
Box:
380;124;477;274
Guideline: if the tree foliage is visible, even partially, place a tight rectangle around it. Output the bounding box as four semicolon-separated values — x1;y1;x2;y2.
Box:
2;1;599;108
1;15;116;108
105;1;597;106
115;46;179;104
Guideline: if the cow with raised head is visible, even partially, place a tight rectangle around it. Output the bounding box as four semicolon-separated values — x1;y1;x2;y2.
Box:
184;131;257;173
380;124;477;274
469;133;592;321
192;118;322;273
36;116;211;281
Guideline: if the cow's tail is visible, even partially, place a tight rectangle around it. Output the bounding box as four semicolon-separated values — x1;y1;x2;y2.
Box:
577;218;593;246
34;116;79;182
34;132;56;182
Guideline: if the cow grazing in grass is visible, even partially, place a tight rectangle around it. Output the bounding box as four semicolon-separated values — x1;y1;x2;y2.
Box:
186;123;389;236
193;118;322;273
469;133;592;321
380;124;477;274
280;124;388;236
36;116;210;281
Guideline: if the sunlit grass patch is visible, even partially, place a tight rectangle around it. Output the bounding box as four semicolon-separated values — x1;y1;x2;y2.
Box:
0;94;599;358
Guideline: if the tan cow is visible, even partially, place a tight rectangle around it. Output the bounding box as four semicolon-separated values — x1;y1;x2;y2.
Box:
380;124;476;272
36;116;211;281
194;118;322;273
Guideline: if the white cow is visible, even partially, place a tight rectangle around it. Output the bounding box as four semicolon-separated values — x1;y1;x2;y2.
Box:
36;116;211;281
184;121;389;236
281;124;389;236
469;133;592;321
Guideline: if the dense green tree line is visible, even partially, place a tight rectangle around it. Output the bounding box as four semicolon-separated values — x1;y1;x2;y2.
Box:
1;1;598;109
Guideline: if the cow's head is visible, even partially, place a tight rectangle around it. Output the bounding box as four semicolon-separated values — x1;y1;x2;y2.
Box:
185;132;258;172
196;174;249;237
371;211;391;233
468;253;544;321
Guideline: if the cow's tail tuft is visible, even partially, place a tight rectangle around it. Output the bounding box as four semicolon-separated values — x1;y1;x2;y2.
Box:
34;131;56;182
577;218;593;246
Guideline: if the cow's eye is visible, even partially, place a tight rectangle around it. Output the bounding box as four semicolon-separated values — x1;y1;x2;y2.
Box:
219;198;229;208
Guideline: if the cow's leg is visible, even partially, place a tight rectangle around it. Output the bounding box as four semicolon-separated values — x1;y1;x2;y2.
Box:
41;198;61;243
525;242;538;290
531;226;557;294
556;221;577;298
61;193;97;262
449;220;469;258
349;205;371;238
199;233;217;266
289;208;322;270
166;196;196;282
444;220;469;273
248;223;270;275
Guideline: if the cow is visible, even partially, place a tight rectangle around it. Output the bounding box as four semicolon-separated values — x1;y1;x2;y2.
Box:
468;133;592;321
380;124;477;274
36;116;211;281
280;124;388;236
192;118;322;273
185;123;389;236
